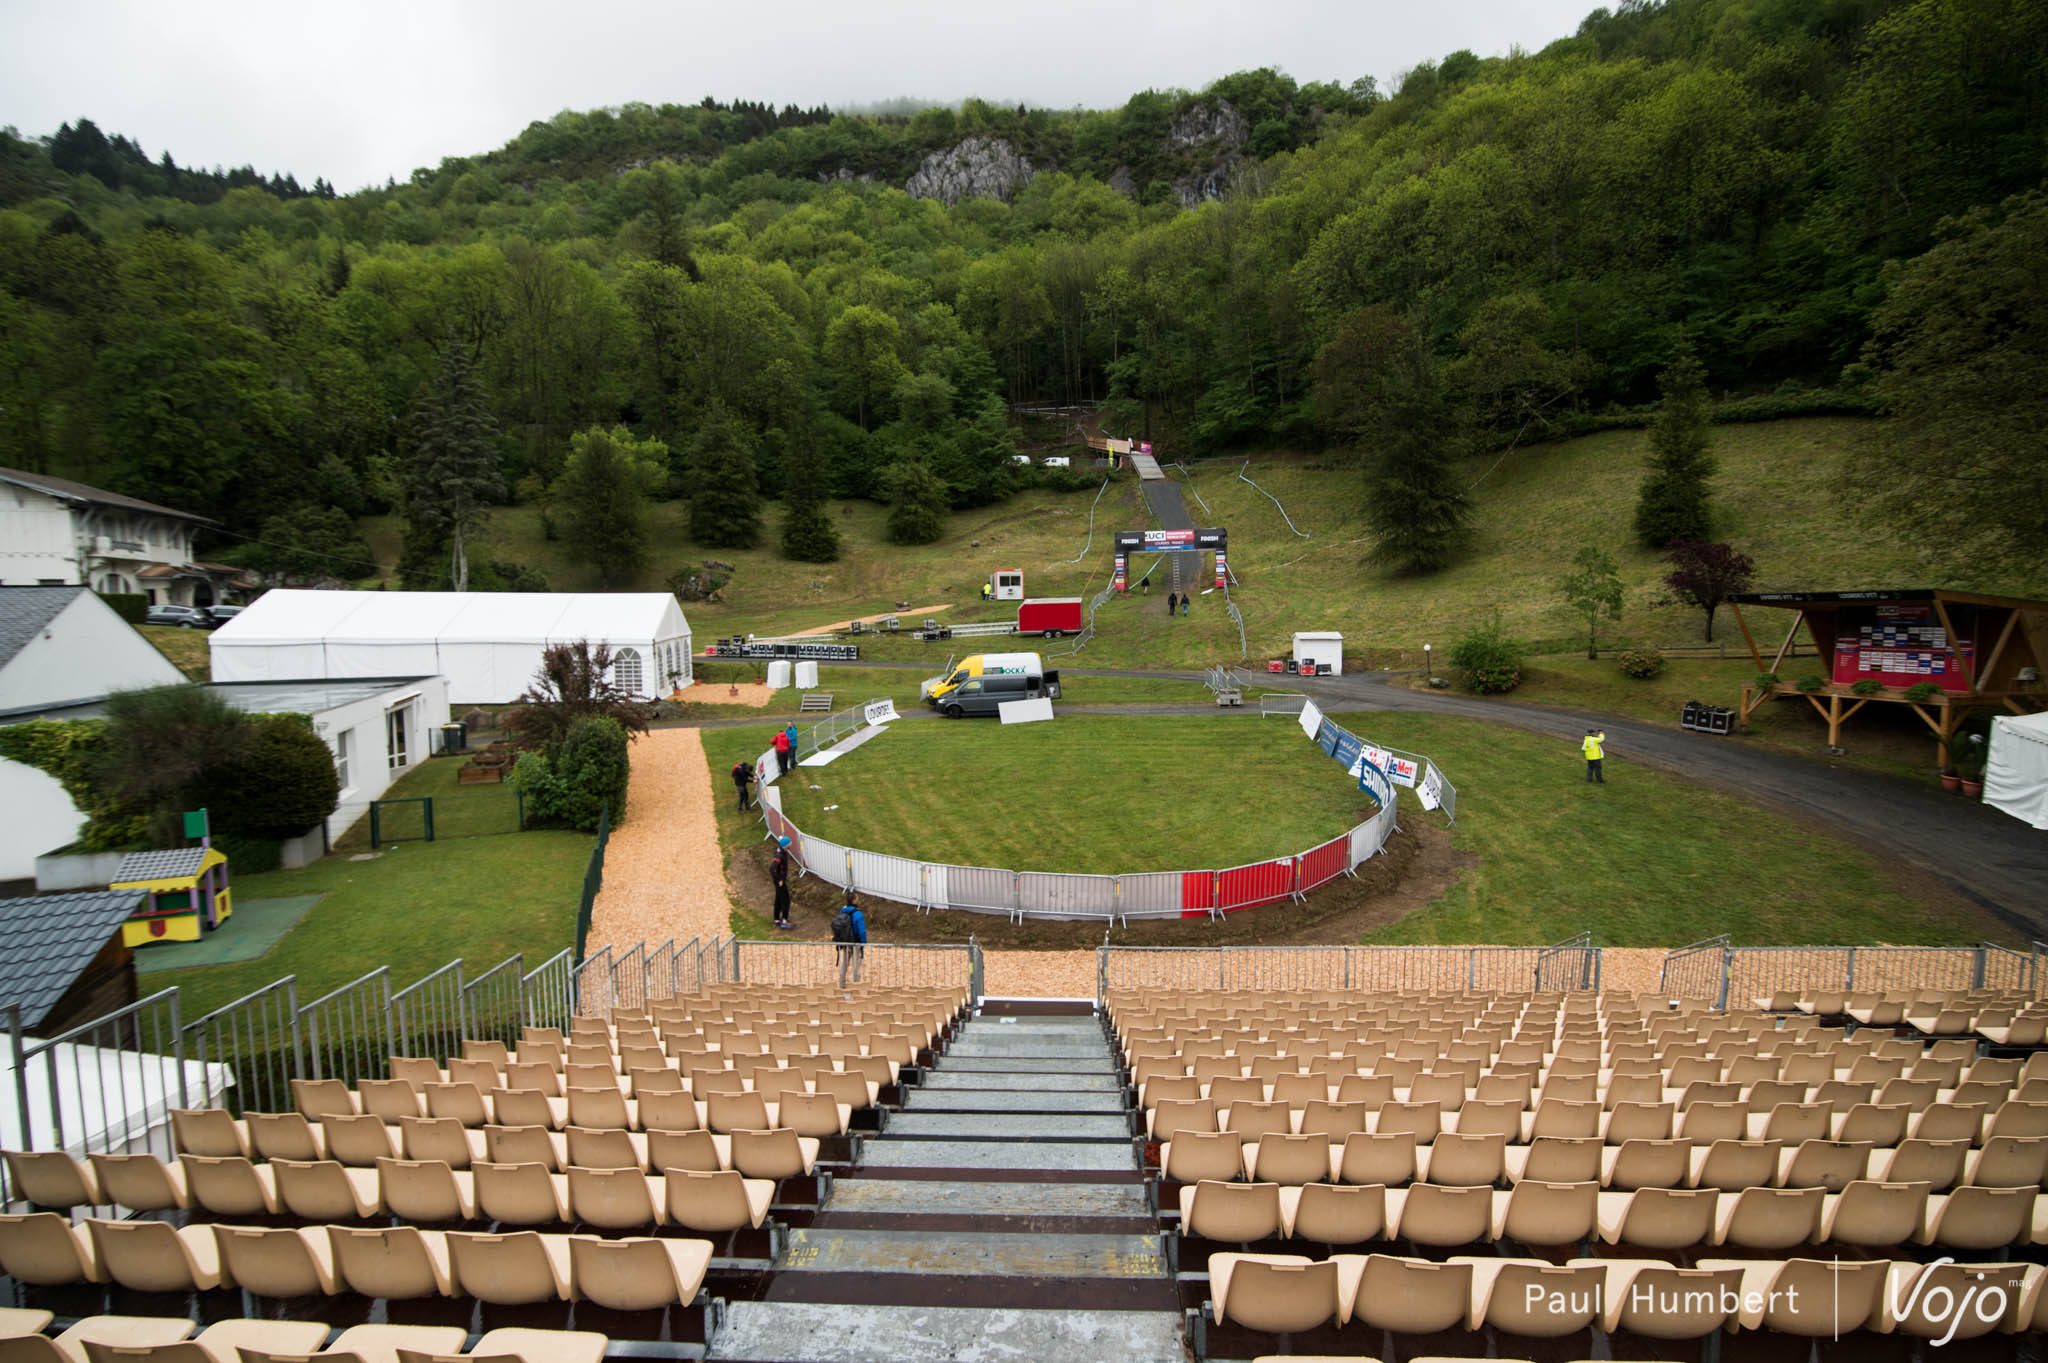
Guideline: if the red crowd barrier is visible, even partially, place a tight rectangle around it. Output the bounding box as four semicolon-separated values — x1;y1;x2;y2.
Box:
1216;859;1297;914
1295;835;1349;895
1180;871;1216;919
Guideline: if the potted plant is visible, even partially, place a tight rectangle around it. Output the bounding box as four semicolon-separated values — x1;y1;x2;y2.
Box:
1753;672;1781;689
667;668;685;701
1903;681;1942;704
1954;733;1989;799
1795;674;1826;694
1850;678;1883;697
1939;768;1961;793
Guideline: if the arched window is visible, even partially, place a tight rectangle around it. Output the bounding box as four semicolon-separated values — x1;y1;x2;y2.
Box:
612;647;644;695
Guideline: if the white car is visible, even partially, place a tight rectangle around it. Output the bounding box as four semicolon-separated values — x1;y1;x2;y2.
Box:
1043;456;1070;468
1009;454;1032;465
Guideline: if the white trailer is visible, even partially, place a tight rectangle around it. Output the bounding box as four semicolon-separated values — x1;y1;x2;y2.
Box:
1292;631;1345;677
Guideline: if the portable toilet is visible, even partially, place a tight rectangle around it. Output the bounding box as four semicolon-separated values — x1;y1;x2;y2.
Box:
765;660;792;689
1292;631;1344;677
991;569;1025;602
794;660;819;689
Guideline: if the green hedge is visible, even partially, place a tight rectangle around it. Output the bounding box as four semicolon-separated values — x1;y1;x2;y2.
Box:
97;592;148;624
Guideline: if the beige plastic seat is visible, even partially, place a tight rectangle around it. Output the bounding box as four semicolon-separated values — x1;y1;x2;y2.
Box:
1579;1258;1747;1338
1417;1132;1504;1187
1920;1185;2036;1249
563;1126;648;1171
728;1128;818;1179
1600;1101;1673;1145
0;1211;101;1285
1288;1182;1384;1245
1599;1138;1690;1190
422;1083;492;1127
1699;1255;1888;1335
319;1114;402;1166
87;1155;189;1212
1161;1131;1245;1184
481;1125;564;1171
357;1080;426;1123
326;1225;453;1299
1490;1180;1596;1247
648;1128;730;1173
1688;1138;1782;1191
392;1327;608;1363
1967;1135;2048;1188
271;1159;384;1221
210;1226;340;1298
0;1308;51;1337
377;1157;478;1223
3;1152;100;1210
246;1112;328;1163
396;1117;485;1168
1336;1132;1416;1186
1776;1138;1870;1191
565;1165;664;1229
445;1230;572;1304
664;1168;772;1232
1243;1133;1331;1185
1869;1137;1970;1191
1819;1179;1929;1246
1504;1136;1601;1185
1206;1253;1346;1332
169;1109;249;1159
564;1087;636;1130
635;1090;702;1133
84;1218;223;1292
179;1154;278;1217
1297;1101;1369;1141
1834;1103;1911;1146
1344;1253;1475;1333
1880;1260;2038;1340
487;1090;566;1132
1181;1180;1288;1241
290;1079;361;1121
705;1091;775;1134
239;1322;468;1363
777;1092;853;1138
1460;1256;1604;1337
472;1161;570;1225
564;1234;712;1311
1386;1182;1489;1247
1373;1101;1440;1143
1595;1186;1716;1248
1710;1186;1825;1248
3;1318;194;1363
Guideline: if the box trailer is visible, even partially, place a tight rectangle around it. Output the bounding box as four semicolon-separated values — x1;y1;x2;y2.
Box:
1017;597;1085;638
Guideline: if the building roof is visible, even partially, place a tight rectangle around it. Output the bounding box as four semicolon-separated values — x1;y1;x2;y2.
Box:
1730;589;2048;610
0;466;215;526
0;891;143;1029
110;848;209;883
0;675;439;727
0;587;87;672
211;589;691;646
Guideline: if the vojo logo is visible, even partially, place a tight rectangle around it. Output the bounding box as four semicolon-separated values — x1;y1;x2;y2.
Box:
1891;1258;2018;1346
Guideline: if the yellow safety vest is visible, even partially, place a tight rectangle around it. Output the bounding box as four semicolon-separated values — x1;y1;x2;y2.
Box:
1582;734;1605;760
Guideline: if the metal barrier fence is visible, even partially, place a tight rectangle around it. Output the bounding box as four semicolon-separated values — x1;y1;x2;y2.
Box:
571;803;612;964
802;699;890;757
1657;940;2044;1006
1260;692;1309;717
726;940;982;994
1096;935;1601;1000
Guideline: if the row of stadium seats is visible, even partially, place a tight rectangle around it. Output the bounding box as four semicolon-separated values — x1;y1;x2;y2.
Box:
3;1156;776;1231
273;1080;860;1135
1138;1061;2044;1101
0;1213;710;1310
385;1052;892;1096
1160;1129;2047;1190
0;1310;602;1363
1203;1252;2048;1343
1129;1047;2042;1087
1754;988;2048;1040
1173;1176;2046;1250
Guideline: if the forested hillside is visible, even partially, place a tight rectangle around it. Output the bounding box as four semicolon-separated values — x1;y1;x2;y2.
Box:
0;0;2040;585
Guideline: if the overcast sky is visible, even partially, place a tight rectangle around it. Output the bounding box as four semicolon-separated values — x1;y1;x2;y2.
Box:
2;1;1594;191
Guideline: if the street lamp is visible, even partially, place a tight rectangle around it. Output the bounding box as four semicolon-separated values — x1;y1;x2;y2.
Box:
1423;643;1433;683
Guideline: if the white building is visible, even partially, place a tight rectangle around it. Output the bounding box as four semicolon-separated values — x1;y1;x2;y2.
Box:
0;587;188;880
210;590;693;703
0;466;250;606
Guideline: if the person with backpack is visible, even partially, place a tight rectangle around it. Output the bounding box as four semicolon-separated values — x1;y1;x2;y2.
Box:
831;890;867;989
772;726;791;775
769;835;793;929
731;758;754;812
1167;591;1178;616
785;721;801;769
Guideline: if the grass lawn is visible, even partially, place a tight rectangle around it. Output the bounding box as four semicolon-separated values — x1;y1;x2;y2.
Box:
669;662;1242;721
141;830;593;1020
138;624;211;681
331;755;527;850
765;713;1374;875
1327;712;2003;948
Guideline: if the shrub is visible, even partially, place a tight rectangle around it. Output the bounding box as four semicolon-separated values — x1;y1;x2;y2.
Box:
1795;674;1826;693
97;592;148;624
1616;648;1666;679
513;716;628;832
1904;681;1943;703
1753;672;1781;688
1850;678;1884;697
212;832;283;874
199;713;340;840
1448;616;1525;694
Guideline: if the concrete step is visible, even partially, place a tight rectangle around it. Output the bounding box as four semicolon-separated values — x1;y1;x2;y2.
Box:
713;1301;1185;1363
780;1227;1165;1279
826;1179;1149;1219
942;1038;1111;1059
919;1071;1122;1093
860;1138;1138;1172
966;1017;1104;1034
902;1089;1127;1113
880;1112;1129;1141
929;1056;1114;1074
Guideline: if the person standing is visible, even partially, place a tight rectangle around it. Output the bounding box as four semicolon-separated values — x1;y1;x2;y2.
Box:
1181;594;1190;617
772;725;791;776
731;759;754;811
981;580;992;602
832;889;868;989
785;721;801;770
1167;591;1178;616
1582;729;1607;784
770;836;793;930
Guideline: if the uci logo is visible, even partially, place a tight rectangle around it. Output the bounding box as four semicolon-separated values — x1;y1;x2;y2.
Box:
1891;1258;2013;1347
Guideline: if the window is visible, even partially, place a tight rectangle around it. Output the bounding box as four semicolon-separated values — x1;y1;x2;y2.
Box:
613;647;643;695
386;706;409;770
334;730;352;792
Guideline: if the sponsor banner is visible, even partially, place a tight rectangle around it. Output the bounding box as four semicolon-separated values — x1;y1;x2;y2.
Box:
863;699;899;727
705;638;859;662
1362;745;1420;788
1214;547;1228;588
1353;754;1392;806
1112;527;1229;553
1419;763;1444;813
1113;552;1128;591
1296;699;1323;742
1316;718;1339;757
1331;729;1363;773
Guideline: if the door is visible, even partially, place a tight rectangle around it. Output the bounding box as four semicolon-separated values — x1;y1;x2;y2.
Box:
386;705;410;770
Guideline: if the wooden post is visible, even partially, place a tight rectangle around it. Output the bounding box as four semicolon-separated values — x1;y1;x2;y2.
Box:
1931;598;1977;691
1936;702;1958;769
1827;693;1843;748
1768;611;1805;676
1732;603;1765;670
1978;608;2021;691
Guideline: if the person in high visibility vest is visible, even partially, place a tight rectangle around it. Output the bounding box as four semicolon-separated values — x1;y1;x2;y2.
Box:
1582;729;1606;784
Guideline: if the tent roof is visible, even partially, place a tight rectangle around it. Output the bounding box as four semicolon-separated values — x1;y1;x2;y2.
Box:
211;590;689;647
1996;712;2048;743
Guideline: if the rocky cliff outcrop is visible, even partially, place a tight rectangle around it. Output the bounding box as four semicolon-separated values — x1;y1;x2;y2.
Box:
905;136;1035;204
1167;99;1249;208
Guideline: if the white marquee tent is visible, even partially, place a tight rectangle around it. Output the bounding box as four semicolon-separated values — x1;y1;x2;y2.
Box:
209;590;692;703
1984;711;2048;831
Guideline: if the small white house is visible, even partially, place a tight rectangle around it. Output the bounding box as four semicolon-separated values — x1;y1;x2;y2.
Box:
0;587;189;880
210;590;692;703
0;466;251;605
1292;631;1345;677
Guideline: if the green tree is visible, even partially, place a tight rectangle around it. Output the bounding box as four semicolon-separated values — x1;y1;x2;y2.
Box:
1664;540;1755;643
555;425;666;587
1634;343;1715;549
255;506;374;581
687;403;762;548
822;304;906;431
1558;545;1626;660
883;457;950;545
780;441;840;562
1847;191;2048;568
199;714;340;840
402;343;502;592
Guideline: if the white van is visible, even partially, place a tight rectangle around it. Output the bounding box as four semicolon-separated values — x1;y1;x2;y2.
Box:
1043;456;1071;468
922;651;1044;703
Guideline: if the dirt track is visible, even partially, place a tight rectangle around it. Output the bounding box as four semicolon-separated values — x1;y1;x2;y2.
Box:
587;729;735;953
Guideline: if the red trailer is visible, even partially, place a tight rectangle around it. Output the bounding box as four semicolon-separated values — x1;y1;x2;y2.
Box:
1016;597;1084;638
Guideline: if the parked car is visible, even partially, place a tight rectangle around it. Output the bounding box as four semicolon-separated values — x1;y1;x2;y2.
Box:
145;605;213;629
204;604;243;625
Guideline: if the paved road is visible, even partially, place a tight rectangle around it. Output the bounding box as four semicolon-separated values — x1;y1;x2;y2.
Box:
791;659;2048;937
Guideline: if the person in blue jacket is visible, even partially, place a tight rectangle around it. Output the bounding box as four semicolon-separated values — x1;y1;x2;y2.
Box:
832;889;867;989
785;721;801;769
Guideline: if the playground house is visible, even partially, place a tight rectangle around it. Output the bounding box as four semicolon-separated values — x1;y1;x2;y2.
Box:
109;846;232;947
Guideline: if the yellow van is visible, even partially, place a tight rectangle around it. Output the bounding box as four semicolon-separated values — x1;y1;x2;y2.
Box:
921;651;1043;704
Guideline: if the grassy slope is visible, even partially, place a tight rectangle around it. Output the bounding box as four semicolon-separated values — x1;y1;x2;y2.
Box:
138;624;211;680
702;711;2005;948
374;419;2046;677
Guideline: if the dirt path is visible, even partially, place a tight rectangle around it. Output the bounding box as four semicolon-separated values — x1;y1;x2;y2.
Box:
787;605;951;638
588;729;734;952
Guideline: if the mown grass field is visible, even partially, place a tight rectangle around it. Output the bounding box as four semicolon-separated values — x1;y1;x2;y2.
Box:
330;754;529;850
140;829;593;1020
364;419;2048;675
138;624;211;680
702;710;2003;948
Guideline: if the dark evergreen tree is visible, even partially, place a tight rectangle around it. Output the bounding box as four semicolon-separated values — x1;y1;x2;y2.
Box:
401;343;502;591
884;457;950;545
687;403;762;548
780;441;840;562
1635;343;1716;549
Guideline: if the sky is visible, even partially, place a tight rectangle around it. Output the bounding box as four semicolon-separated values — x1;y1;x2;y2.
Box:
1;0;1595;191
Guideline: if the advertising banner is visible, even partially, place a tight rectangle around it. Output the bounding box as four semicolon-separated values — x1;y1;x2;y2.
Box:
1362;745;1420;788
1418;763;1444;813
1353;753;1392;806
863;699;899;727
1296;699;1323;742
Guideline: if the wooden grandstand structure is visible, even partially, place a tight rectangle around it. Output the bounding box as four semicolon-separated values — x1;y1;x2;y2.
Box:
1729;588;2048;763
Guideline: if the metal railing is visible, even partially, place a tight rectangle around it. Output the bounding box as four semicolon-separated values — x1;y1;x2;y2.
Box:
521;949;575;1033
297;969;392;1090
1260;692;1309;716
802;699;892;756
726;940;981;992
460;955;527;1049
390;961;466;1063
1658;940;2042;1005
1095;935;1605;1001
1659;935;1732;1002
